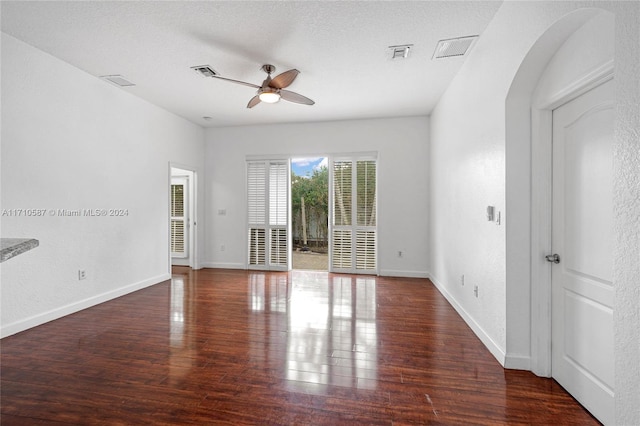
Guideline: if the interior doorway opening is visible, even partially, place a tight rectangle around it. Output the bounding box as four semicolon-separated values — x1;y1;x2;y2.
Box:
291;157;328;271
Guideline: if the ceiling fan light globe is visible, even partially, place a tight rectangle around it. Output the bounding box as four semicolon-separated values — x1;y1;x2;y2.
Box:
259;92;281;103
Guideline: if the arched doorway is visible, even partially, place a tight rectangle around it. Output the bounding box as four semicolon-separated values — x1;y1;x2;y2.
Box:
505;8;615;425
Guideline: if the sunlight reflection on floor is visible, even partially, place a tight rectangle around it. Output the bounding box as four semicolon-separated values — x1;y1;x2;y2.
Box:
245;270;379;393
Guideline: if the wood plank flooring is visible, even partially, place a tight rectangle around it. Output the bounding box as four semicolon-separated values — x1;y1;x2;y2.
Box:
1;268;599;425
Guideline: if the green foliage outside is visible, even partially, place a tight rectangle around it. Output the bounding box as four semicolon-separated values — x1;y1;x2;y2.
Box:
291;166;328;248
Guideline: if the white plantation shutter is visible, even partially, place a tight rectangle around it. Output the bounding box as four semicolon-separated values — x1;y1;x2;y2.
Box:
269;163;288;226
330;158;377;274
332;229;352;269
270;228;288;266
171;179;188;258
247;160;290;270
357;161;376;227
247;162;267;225
171;220;184;253
355;160;376;272
356;230;376;270
333;161;352;226
248;228;266;265
247;162;267;267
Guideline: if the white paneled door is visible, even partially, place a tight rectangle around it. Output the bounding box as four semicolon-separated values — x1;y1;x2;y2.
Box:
551;79;614;425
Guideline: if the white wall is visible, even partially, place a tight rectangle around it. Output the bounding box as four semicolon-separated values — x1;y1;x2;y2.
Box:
204;117;430;278
0;33;205;337
533;13;614;104
429;2;513;362
609;3;640;424
430;1;639;423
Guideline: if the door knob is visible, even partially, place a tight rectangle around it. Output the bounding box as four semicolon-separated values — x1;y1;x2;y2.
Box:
545;253;560;264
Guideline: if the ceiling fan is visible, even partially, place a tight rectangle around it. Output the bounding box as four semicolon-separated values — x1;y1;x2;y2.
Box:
195;64;315;109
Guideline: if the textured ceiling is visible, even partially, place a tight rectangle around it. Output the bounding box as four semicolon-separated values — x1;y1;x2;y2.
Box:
1;1;503;128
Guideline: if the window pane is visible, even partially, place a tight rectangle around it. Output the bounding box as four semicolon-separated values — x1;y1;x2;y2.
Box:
171;184;184;217
356;160;376;226
333;161;352;226
269;162;288;226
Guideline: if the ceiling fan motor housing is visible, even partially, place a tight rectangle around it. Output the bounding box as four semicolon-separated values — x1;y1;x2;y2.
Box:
261;64;276;74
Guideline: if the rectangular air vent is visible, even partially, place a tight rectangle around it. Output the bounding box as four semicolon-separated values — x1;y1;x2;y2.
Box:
433;36;478;59
100;75;135;87
191;65;218;77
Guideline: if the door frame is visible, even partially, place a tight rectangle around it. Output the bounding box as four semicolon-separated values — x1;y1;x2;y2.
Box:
529;61;614;377
290;155;330;271
169;162;199;270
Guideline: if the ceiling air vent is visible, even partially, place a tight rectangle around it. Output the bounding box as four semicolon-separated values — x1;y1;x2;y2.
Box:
100;75;135;87
432;36;478;59
191;65;218;77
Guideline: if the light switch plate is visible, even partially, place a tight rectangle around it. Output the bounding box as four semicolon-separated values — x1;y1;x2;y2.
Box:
486;206;495;221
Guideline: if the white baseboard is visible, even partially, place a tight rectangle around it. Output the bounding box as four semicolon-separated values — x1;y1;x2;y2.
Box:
428;274;507;367
199;265;429;278
504;353;531;370
200;262;246;270
378;269;430;278
0;273;170;339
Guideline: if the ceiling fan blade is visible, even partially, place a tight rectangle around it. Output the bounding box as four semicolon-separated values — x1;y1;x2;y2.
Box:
269;69;299;89
247;95;261;108
280;90;315;105
210;75;260;89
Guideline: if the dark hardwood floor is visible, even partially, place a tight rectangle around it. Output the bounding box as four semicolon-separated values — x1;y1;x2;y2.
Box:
1;267;598;425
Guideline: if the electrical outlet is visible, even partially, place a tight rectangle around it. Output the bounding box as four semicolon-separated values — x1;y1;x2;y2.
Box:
78;270;86;280
398;250;403;258
461;274;465;286
474;285;479;298
220;244;225;252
